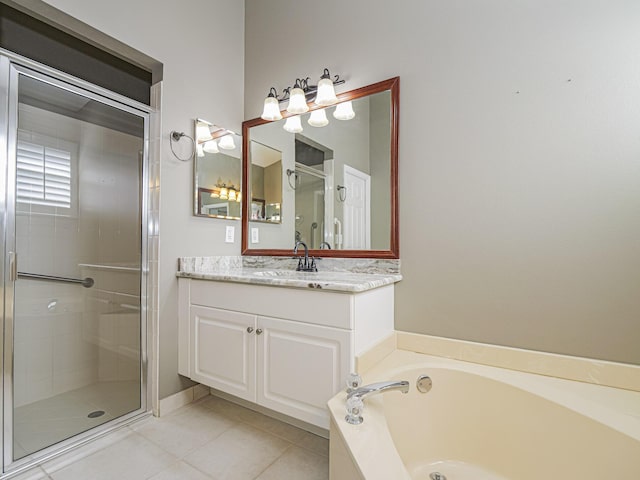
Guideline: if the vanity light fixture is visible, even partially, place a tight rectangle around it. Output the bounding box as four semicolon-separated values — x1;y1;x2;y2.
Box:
315;69;339;106
218;134;236;150
308;109;329;127
260;68;345;120
203;139;219;153
283;115;303;133
196;123;213;142
261;88;283;121
214;182;241;203
333;101;355;120
287;81;310;114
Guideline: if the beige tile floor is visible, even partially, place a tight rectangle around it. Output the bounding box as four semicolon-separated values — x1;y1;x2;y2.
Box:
11;395;329;480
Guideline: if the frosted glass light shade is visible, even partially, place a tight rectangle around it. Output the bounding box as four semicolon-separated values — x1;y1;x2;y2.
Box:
315;77;338;106
261;96;282;121
218;134;235;150
196;124;212;142
196;144;204;157
287;87;309;114
308;109;329;127
203;140;219;153
283;115;303;133
333;101;355;120
219;187;229;200
228;189;237;201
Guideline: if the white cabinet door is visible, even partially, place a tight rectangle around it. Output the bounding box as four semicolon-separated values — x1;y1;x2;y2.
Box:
256;316;352;429
190;306;257;402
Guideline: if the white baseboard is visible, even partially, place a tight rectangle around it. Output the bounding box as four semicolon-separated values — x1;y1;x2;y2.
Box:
158;384;209;416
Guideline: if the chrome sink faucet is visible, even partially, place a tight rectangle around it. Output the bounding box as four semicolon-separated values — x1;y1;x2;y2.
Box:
345;380;410;425
293;241;317;272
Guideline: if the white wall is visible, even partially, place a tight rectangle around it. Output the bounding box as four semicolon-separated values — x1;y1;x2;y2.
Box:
39;0;245;397
245;0;640;365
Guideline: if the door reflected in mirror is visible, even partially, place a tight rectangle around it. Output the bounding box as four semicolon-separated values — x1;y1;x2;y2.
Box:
242;77;399;258
194;119;242;220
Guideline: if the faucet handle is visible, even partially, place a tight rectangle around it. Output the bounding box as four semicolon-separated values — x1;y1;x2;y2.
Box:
345;396;364;425
345;373;362;393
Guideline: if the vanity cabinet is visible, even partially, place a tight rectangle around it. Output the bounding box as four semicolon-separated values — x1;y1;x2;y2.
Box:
190;306;256;402
178;277;395;429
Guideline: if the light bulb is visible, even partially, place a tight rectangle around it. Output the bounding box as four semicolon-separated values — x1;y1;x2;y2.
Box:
261;95;283;121
196;143;204;157
308;109;329;127
333;101;355;120
287;87;309;114
218;134;235;150
283;115;303;133
315;76;338;106
203;140;219;153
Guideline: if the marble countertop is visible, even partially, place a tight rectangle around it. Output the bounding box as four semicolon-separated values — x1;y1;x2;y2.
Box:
176;268;402;293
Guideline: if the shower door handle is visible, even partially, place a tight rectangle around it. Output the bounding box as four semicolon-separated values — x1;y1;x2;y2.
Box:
8;251;17;282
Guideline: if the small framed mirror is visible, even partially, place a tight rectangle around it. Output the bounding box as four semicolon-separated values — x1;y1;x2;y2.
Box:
194;119;242;220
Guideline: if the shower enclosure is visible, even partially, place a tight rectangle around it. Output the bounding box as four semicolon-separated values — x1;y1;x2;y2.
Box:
0;52;150;474
292;163;333;249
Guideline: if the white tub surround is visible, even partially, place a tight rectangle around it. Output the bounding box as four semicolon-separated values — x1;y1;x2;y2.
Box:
176;257;399;430
395;332;640;392
329;350;640;480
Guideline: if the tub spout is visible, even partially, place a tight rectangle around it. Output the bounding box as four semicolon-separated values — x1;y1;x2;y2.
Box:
347;380;410;401
345;380;410;425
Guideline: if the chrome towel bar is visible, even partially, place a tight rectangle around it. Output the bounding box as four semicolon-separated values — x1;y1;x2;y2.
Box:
17;272;94;288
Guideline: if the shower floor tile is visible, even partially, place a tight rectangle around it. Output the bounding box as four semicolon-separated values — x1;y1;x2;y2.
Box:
14;380;139;458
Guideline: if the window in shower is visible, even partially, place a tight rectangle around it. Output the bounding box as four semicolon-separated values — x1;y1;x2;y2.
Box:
16;139;73;209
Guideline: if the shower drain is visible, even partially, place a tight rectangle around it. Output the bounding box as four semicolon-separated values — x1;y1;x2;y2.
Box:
87;410;105;418
430;473;447;480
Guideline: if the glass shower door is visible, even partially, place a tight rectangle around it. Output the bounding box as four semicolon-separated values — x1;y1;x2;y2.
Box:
4;67;146;462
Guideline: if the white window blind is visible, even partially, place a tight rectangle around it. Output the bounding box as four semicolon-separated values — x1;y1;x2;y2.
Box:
16;140;71;208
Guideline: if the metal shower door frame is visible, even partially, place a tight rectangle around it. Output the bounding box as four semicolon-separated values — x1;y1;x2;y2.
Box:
0;49;153;476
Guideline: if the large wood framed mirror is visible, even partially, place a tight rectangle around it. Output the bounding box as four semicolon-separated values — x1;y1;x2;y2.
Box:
242;77;399;258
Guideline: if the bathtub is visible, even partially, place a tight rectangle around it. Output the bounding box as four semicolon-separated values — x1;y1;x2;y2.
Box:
328;349;640;480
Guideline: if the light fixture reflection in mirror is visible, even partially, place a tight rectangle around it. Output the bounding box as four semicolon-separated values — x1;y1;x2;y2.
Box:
242;77;399;258
194;118;242;220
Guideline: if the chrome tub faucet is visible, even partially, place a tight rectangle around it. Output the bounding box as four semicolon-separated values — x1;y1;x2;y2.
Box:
345;380;410;425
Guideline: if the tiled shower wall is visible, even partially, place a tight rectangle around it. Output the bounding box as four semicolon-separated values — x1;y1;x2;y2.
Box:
14;104;143;408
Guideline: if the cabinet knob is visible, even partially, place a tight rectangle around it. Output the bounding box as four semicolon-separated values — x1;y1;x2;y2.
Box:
247;327;254;333
256;328;263;335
